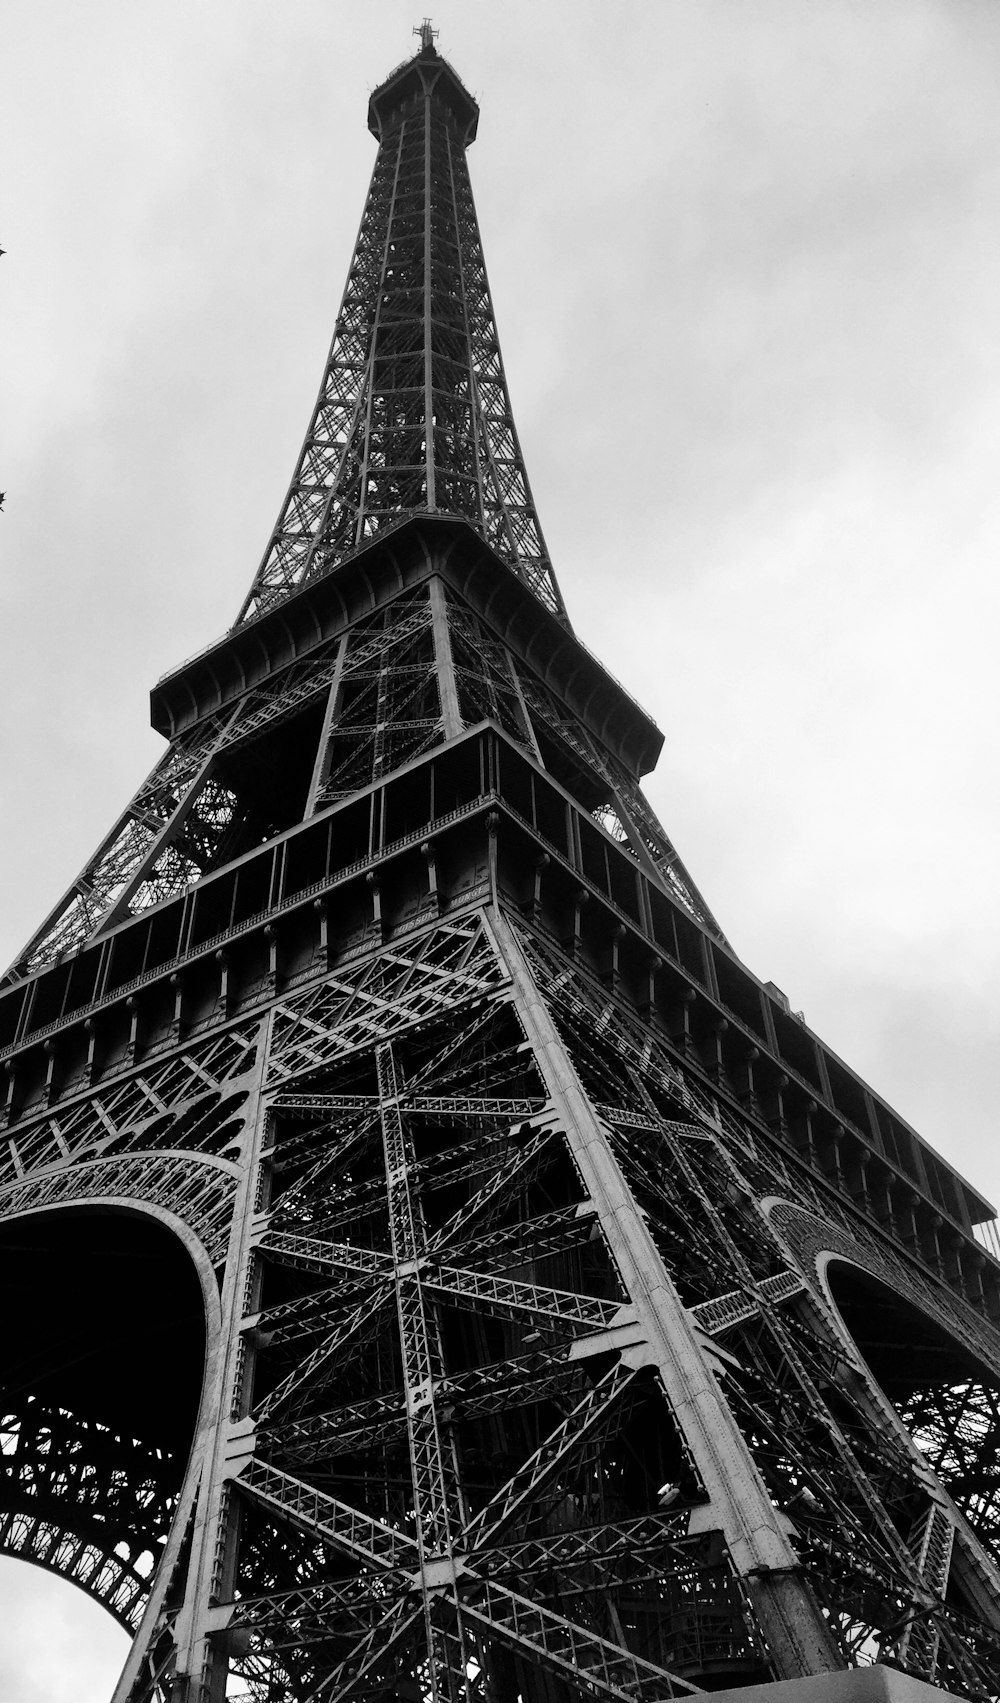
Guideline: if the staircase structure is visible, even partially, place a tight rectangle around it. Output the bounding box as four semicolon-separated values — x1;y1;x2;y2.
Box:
3;30;1000;1703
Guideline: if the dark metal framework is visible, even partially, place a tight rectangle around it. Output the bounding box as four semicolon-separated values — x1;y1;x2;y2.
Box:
235;45;563;628
3;33;1000;1703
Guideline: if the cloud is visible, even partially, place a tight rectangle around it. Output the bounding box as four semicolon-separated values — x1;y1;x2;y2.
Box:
0;1561;126;1700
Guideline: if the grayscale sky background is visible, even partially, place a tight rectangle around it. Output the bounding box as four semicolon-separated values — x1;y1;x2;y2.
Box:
2;1;999;1693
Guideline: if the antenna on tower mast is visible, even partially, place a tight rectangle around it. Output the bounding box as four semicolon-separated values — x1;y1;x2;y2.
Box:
413;17;439;51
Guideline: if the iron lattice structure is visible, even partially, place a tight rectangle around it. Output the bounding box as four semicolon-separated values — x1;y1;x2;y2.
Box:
3;37;1000;1703
235;45;564;627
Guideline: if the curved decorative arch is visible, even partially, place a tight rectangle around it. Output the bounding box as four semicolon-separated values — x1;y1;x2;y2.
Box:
762;1194;1000;1384
0;1427;168;1630
0;1155;233;1629
761;1194;1000;1622
0;1147;239;1272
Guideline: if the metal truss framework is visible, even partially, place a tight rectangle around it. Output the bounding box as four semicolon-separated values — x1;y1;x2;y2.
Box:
3;911;1000;1703
234;44;563;628
2;29;1000;1703
9;577;717;979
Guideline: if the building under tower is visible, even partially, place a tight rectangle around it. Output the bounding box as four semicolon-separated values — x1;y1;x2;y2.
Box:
1;29;1000;1703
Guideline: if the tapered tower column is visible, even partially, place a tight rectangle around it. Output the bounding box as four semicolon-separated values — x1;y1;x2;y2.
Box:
235;36;564;627
492;911;843;1680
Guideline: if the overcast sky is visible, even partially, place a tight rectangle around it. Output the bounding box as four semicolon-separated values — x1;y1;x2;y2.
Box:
2;1;1000;1693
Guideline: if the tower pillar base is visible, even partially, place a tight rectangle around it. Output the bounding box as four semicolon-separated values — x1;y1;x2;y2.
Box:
715;1667;967;1703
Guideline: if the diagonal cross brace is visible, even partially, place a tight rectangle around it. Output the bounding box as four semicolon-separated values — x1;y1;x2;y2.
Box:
238;1459;416;1574
460;1578;704;1702
691;1270;807;1338
260;1229;624;1337
462;1358;641;1552
300;1599;426;1703
254;1283;394;1423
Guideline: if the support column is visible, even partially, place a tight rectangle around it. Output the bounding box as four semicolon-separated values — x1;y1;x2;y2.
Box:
429;576;463;740
489;909;843;1682
305;633;349;817
163;1018;273;1703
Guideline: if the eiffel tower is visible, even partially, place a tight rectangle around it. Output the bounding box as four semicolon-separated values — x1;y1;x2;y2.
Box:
3;25;1000;1703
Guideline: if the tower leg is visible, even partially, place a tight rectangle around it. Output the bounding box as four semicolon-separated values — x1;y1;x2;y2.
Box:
490;910;844;1681
143;1029;272;1703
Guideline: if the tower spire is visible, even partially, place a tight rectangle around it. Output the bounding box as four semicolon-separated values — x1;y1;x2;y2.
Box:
413;16;439;52
236;38;565;628
4;38;723;983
